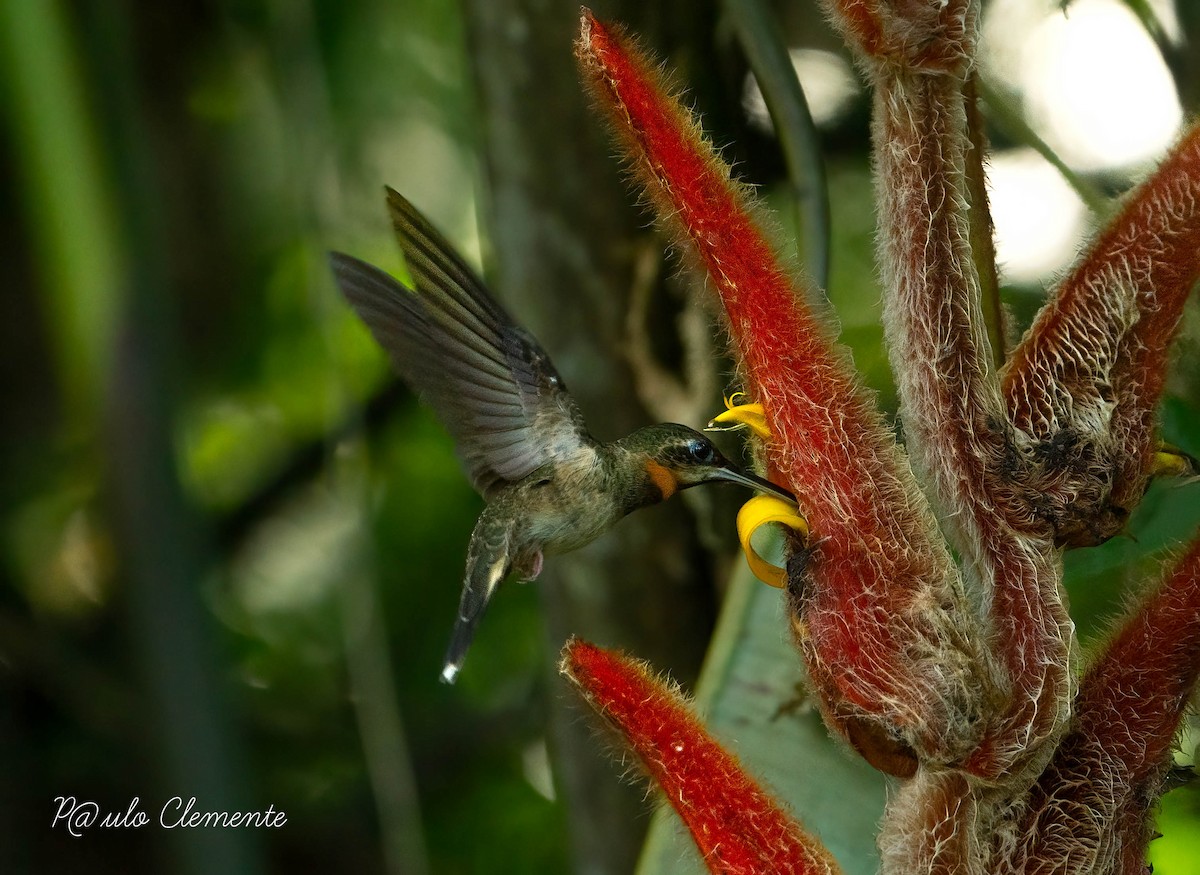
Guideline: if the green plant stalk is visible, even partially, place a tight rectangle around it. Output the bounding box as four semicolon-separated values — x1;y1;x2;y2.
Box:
964;73;1006;367
0;0;121;424
725;0;831;292
68;4;262;873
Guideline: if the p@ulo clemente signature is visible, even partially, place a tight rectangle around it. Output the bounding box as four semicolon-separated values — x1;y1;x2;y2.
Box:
51;796;287;837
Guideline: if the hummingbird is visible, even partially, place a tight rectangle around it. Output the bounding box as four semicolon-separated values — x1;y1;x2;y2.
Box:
330;188;795;683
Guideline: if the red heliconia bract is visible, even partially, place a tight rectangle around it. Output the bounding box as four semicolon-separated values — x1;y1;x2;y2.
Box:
578;6;992;780
561;3;1200;873
561;640;840;875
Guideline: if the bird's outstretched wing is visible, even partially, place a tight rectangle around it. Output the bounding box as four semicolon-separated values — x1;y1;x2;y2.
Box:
330;190;592;496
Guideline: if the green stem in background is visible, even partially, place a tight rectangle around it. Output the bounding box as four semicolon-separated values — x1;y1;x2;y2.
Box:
335;450;432;875
260;1;434;866
35;3;262;874
0;0;121;425
977;76;1110;216
1122;0;1168;43
964;73;1006;367
725;0;831;293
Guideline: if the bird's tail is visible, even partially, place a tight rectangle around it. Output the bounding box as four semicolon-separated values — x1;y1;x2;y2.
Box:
440;516;515;683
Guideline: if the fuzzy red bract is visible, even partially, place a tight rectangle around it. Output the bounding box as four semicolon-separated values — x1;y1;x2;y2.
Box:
865;47;1072;780
1003;122;1200;537
577;7;990;776
564;4;1200;873
1007;537;1200;873
1081;536;1200;783
560;639;840;875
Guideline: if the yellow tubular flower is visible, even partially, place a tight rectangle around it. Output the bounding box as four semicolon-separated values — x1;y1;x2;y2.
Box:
1150;445;1199;479
736;495;809;588
707;392;809;586
706;392;771;441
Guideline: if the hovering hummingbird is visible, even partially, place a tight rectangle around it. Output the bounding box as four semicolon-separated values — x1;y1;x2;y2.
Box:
330;188;795;683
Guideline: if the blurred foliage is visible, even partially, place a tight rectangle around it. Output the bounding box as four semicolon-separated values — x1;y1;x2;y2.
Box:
1;0;1198;873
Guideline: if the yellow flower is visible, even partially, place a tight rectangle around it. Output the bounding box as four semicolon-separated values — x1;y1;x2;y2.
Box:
707;393;808;586
706;392;771;441
736;494;809;588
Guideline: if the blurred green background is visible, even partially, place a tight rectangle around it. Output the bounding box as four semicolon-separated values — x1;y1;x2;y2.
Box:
2;0;1199;873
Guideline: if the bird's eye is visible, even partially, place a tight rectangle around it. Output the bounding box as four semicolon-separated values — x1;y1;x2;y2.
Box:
687;439;717;464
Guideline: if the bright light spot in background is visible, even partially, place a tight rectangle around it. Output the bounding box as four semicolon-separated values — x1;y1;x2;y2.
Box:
983;0;1181;172
1023;0;1181;170
743;49;859;131
988;148;1088;285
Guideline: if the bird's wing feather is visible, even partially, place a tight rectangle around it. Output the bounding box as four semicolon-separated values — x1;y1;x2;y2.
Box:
329;190;591;496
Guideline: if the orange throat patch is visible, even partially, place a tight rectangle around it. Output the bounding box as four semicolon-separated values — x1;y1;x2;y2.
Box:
644;460;678;501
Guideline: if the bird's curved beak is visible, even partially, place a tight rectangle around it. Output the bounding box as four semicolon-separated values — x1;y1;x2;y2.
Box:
708;463;796;504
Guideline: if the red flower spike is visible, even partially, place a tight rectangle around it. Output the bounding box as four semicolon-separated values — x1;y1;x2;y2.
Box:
560;639;842;875
1002;123;1200;548
1007;534;1200;874
576;7;991;773
829;0;1071;779
560;5;1200;873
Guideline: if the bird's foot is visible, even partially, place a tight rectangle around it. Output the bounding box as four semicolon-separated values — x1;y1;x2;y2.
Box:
518;550;544;582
